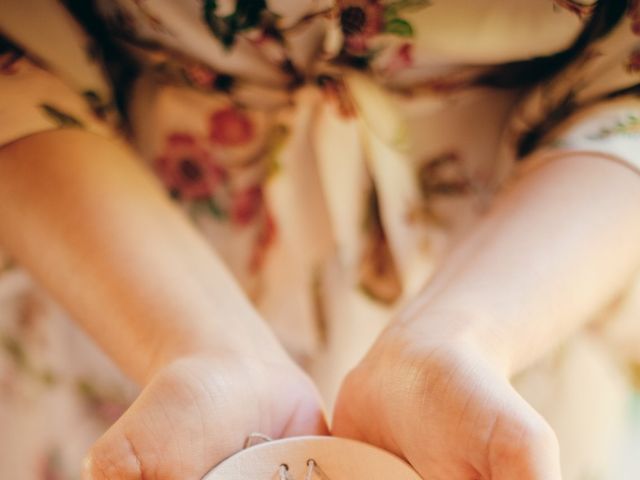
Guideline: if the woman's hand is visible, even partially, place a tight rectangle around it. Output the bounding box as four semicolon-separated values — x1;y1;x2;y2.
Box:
335;153;640;479
0;130;327;479
84;352;327;480
333;325;561;480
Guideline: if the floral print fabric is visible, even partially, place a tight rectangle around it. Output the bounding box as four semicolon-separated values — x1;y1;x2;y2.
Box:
1;0;640;478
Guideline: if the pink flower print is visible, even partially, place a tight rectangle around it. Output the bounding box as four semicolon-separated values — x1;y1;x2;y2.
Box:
154;133;226;200
338;0;385;53
231;185;264;226
209;107;255;147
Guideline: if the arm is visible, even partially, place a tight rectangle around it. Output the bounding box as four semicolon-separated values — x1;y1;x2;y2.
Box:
0;129;276;382
399;152;640;373
334;153;640;480
0;129;326;479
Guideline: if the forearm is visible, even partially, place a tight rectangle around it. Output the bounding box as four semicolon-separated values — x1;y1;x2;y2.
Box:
395;153;640;374
0;129;282;384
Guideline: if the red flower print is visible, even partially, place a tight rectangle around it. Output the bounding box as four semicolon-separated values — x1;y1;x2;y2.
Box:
627;49;640;72
338;0;385;53
231;185;263;226
209;107;255;146
154;133;226;200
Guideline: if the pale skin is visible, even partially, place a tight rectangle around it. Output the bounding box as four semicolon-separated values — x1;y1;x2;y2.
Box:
0;128;639;480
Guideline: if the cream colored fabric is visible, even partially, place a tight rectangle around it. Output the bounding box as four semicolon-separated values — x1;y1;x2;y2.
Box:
1;1;640;478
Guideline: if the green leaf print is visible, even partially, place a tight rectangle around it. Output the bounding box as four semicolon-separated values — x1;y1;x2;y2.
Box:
384;18;414;36
587;114;640;140
40;103;84;128
384;0;431;19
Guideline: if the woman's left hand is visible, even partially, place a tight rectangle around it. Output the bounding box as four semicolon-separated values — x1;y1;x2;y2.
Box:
332;325;562;480
334;153;640;480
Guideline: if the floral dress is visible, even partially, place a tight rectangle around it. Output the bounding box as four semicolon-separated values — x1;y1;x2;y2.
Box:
2;0;640;478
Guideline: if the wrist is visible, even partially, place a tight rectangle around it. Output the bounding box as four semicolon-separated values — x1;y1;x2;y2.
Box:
387;304;514;376
140;312;290;385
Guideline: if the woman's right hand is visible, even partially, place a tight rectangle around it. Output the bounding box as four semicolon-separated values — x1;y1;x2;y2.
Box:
0;130;327;480
82;352;327;480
